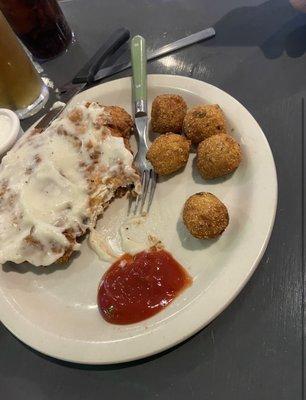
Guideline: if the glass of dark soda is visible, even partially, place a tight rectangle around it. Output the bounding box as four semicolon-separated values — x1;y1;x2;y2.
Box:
0;0;73;60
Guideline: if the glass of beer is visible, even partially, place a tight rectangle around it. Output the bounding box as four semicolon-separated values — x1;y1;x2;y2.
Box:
0;11;49;119
0;0;73;60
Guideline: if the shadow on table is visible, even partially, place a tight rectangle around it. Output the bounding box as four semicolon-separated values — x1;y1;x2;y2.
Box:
210;0;306;59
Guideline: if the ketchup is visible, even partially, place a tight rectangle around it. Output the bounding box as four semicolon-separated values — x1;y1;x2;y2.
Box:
98;249;192;325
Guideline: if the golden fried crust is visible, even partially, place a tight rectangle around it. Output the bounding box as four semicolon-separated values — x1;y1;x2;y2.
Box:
57;229;78;263
197;134;242;179
183;104;227;144
104;106;133;138
58;248;74;264
183;192;229;239
147;133;191;175
151;94;187;134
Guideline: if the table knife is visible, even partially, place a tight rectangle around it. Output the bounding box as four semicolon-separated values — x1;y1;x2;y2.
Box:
94;27;215;82
35;27;130;131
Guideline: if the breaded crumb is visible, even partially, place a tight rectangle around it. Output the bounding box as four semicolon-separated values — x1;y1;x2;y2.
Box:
147;133;191;175
183;192;229;239
197;134;242;179
151;94;187;134
183;104;227;144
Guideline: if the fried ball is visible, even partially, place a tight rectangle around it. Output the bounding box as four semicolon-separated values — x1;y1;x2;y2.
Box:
151;94;187;134
197;134;242;180
147;133;191;175
182;192;229;239
104;105;133;138
183;104;227;144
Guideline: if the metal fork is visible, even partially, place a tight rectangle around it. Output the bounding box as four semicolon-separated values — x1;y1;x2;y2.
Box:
131;35;157;215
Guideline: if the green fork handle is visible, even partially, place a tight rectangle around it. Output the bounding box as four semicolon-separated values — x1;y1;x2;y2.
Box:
131;35;147;115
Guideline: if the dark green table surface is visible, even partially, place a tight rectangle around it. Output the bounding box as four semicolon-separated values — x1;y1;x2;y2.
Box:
1;1;304;399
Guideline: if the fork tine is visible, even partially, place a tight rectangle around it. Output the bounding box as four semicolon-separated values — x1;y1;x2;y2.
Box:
140;170;150;213
133;172;145;215
127;191;134;216
146;170;157;213
133;192;141;216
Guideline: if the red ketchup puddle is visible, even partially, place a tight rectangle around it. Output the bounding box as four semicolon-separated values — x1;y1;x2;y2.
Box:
97;249;192;325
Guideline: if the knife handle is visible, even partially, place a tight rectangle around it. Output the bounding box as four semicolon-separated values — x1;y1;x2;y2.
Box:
131;35;147;115
73;27;130;85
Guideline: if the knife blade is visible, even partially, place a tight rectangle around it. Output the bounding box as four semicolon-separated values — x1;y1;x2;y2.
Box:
35;27;130;131
94;27;215;82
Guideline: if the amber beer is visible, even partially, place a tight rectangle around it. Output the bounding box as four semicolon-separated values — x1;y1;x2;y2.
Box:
0;11;48;118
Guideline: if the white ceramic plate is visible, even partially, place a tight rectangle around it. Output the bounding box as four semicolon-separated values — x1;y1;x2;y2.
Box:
0;75;277;364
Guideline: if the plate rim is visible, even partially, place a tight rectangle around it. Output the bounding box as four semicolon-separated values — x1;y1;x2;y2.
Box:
0;74;278;364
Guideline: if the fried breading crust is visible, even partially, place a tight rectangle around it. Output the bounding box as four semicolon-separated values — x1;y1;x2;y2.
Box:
147;133;191;175
183;104;227;144
151;94;187;134
197;134;242;179
183;192;229;239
